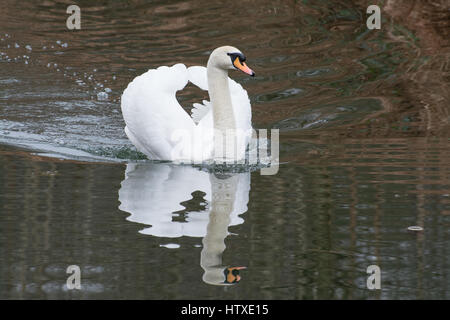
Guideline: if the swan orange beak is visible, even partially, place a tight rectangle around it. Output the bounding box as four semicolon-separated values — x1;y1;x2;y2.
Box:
233;57;255;77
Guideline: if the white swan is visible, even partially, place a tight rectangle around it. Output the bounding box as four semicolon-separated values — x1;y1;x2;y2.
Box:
121;46;255;162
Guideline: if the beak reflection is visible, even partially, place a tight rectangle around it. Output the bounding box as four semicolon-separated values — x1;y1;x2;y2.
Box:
224;266;247;284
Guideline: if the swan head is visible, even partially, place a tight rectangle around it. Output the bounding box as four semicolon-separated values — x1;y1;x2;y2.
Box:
208;46;255;77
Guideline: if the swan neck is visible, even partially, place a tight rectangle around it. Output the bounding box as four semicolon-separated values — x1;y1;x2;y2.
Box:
207;65;235;131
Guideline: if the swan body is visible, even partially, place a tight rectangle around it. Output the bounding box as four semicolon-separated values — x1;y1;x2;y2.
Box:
121;46;254;162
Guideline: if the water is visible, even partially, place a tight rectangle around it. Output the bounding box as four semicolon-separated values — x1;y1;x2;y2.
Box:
0;0;449;299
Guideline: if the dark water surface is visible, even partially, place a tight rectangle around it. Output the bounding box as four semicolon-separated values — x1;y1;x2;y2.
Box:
1;0;449;299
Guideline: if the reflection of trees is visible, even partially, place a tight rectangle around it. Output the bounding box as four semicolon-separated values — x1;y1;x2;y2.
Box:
379;0;449;136
290;0;449;137
1;138;450;299
0;149;99;299
250;137;450;299
358;0;449;136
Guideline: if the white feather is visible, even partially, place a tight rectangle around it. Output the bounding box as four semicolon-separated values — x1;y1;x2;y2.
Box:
121;63;252;162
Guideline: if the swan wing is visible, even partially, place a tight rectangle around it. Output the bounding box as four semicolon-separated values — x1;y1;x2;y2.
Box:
121;64;195;160
187;66;210;124
191;100;211;124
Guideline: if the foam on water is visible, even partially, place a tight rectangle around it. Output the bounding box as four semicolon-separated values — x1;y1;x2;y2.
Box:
0;34;128;162
0;35;117;101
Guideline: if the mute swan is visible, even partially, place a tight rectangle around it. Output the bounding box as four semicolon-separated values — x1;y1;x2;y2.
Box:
121;46;255;163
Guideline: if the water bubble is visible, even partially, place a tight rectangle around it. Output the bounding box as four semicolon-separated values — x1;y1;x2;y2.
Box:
42;46;47;50
159;243;180;249
112;75;116;80
104;88;112;93
47;63;51;68
407;226;423;232
97;92;109;101
25;45;32;51
93;69;97;72
61;43;68;48
14;43;20;48
56;40;62;45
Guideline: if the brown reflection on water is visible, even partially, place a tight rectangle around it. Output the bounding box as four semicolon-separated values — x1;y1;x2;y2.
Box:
254;140;449;299
1;0;448;141
349;0;450;137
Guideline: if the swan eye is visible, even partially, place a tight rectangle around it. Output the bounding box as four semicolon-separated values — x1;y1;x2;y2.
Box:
227;52;255;76
227;52;246;64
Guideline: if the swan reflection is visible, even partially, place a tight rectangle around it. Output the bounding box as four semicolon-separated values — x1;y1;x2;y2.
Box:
118;163;250;285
